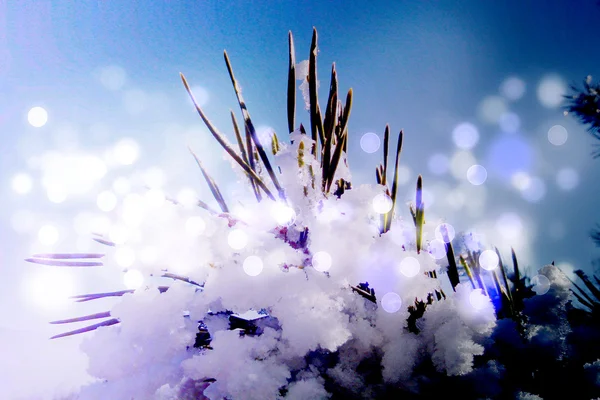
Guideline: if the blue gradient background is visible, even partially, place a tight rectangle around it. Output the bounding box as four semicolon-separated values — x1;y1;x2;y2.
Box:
1;3;600;391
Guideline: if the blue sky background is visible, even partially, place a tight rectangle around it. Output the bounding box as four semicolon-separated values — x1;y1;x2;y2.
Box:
1;0;600;338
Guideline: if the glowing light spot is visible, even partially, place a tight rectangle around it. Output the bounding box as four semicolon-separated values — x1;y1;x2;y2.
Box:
496;212;523;240
537;75;566;108
26;269;74;309
228;229;248;250
176;188;198;208
139;247;158;265
531;274;550;295
243;255;263;276
189;85;210;107
372;193;393;214
185;216;206;236
428;239;447;260
500;77;526;101
256;126;275;146
115;246;135;268
99;65;127;91
113;177;131;195
399;257;420;277
113;138;139;165
479;250;499;271
447;189;466;210
360;132;381;154
478;96;507;124
511;172;531;191
521;177;546;203
46;185;67;203
499;112;521;133
123;89;147;115
121;193;147;227
469;289;489;310
142;167;166;188
28;107;48;127
556;167;579;191
38;225;59;246
97;191;117;212
452;123;479;150
450;151;477;180
312;251;332;272
548;125;568;146
11;173;33;194
11;209;35;234
395;166;411;185
381;292;402;313
428;153;449;175
109;224;131;245
272;203;297;225
123;269;144;289
487;135;533;180
435;223;456;243
145;188;166;209
467;165;488;185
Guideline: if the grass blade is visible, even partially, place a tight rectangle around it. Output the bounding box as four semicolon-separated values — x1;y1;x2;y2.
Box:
180;73;275;201
415;175;424;254
161;272;203;287
231;110;260;201
31;253;104;259
287;31;296;134
50;318;120;339
386;130;404;233
496;247;514;305
188;147;229;213
459;255;477;289
71;289;135;302
575;270;600;302
25;258;103;267
445;240;460;290
382;125;389;187
50;311;111;325
308;27;324;153
223;51;285;201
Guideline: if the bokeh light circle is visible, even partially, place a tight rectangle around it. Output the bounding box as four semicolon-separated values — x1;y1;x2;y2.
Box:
228;229;248;250
185;216;206;236
496;212;523;240
452;123;479;150
467;165;488;185
372;193;393;214
123;269;144;289
521;177;546;203
399;257;420;277
435;223;456;243
28;107;48;127
428;239;447;260
556;167;579;191
360;132;381;154
500;77;526;101
381;292;403;313
38;225;59;246
537;75;567;108
547;125;568;146
11;173;33;194
243;256;263;276
312;251;332;272
531;274;551;295
469;289;489;310
479;250;499;271
428;153;450;175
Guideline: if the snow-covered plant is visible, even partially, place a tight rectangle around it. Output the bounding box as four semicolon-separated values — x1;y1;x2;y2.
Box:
28;29;600;399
